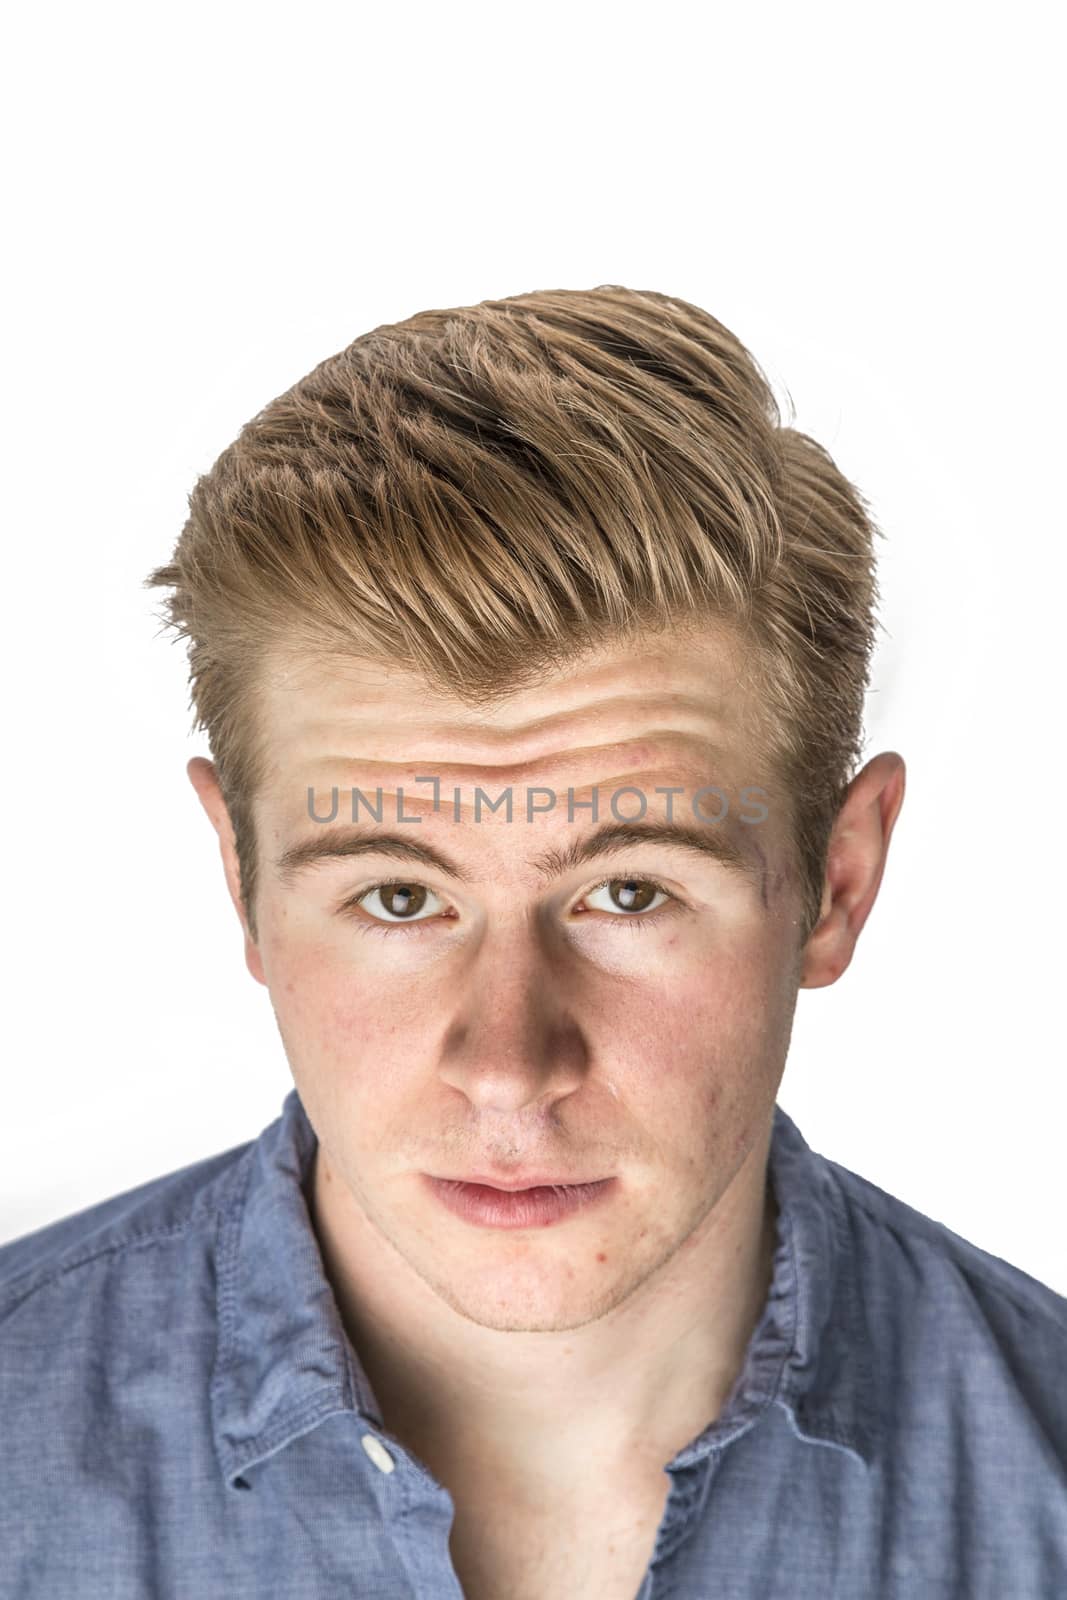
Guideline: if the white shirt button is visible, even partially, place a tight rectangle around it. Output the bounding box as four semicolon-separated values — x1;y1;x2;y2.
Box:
361;1433;396;1474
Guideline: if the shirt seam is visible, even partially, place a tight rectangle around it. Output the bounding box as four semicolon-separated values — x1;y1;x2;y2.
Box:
0;1223;204;1316
0;1147;255;1318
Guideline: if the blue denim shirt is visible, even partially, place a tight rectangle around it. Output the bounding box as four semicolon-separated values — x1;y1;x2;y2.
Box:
2;1087;1066;1598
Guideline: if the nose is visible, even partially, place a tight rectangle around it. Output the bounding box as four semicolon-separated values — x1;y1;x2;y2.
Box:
435;934;591;1113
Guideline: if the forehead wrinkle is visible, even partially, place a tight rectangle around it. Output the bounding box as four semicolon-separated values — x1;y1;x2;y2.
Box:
398;688;730;744
293;773;733;826
292;738;727;794
275;697;730;769
286;672;725;722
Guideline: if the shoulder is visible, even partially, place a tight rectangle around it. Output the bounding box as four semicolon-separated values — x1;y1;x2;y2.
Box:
822;1148;1067;1335
816;1146;1067;1468
0;1134;255;1332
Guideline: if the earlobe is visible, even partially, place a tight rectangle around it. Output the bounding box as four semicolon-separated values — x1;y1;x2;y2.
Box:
799;902;851;989
244;933;267;987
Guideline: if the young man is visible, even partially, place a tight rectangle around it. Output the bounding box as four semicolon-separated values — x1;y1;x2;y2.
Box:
2;286;1064;1598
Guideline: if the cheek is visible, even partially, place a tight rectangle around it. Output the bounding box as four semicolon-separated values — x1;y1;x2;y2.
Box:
606;944;793;1131
259;926;404;1070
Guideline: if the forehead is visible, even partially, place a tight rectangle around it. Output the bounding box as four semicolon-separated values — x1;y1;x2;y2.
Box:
253;628;782;853
260;627;760;763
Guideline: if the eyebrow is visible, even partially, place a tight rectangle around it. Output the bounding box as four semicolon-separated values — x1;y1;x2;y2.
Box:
274;818;760;891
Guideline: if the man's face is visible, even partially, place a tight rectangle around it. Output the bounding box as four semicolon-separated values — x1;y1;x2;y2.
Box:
221;628;810;1333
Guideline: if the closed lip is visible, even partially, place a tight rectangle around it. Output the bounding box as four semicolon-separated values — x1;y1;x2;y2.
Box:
430;1174;608;1192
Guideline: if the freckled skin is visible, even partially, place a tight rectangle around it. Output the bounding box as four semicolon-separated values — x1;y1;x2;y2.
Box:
188;627;905;1484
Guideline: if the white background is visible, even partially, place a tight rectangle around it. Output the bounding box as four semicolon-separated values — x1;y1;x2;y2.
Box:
2;4;1064;1292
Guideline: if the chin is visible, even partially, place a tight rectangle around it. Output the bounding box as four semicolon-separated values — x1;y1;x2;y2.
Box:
426;1266;624;1333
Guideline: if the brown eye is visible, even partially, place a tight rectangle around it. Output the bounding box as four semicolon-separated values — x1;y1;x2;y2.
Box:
609;878;660;912
579;875;674;923
377;883;428;918
352;882;442;923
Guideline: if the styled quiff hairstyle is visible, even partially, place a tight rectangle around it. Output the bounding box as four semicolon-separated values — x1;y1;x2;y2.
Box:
146;284;883;946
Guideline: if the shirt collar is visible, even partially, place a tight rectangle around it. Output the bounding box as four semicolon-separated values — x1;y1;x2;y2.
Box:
210;1090;879;1490
673;1102;881;1472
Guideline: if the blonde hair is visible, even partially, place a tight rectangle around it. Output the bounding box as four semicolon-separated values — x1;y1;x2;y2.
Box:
146;284;884;945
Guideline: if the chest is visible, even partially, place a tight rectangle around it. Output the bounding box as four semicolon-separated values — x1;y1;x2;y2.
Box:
447;1477;668;1600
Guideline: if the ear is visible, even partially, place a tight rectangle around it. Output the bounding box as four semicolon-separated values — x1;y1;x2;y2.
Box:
186;757;267;987
799;752;906;989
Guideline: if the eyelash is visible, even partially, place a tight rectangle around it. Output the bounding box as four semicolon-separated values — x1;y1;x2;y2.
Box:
336;871;685;939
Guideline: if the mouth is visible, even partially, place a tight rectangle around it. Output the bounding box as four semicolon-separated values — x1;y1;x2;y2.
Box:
422;1174;617;1230
430;1173;608;1192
